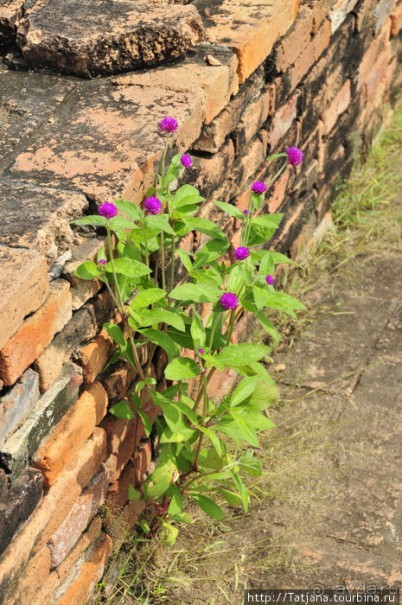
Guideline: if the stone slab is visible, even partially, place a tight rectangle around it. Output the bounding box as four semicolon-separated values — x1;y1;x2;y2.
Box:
0;70;77;165
9;79;203;202
0;362;82;476
0;246;49;350
0;0;23;47
0;467;43;557
0;181;88;262
0;280;72;386
17;0;204;77
47;467;108;567
0;368;40;449
112;43;239;124
63;236;105;310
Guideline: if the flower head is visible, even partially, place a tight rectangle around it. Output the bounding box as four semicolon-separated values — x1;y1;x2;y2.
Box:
251;181;267;194
98;202;118;219
266;275;275;286
234;246;250;261
286;146;304;167
180;153;192;168
197;348;205;355
144;196;162;215
159;117;178;133
220;292;239;310
98;259;107;265
243;209;250;215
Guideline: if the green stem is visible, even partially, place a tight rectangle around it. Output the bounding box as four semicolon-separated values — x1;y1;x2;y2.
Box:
141;218;149;266
160;134;170;184
106;224;124;312
160;232;166;291
192;373;208;471
169;234;176;291
225;308;236;346
266;159;288;189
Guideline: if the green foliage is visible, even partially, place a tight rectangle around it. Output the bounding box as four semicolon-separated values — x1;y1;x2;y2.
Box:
72;133;304;542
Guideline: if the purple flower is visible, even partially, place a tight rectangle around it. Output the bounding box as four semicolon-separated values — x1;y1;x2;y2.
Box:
286;146;304;167
243;209;250;215
234;246;250;261
98;259;107;265
144;196;162;215
180;153;192;168
159;117;178;133
220;292;239;310
251;181;267;194
197;348;204;355
266;275;275;286
98;202;118;219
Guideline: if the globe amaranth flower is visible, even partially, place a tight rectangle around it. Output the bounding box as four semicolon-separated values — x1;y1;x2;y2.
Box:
266;275;275;286
180;153;192;168
159;117;178;133
251;181;267;194
243;209;251;215
197;348;205;355
144;196;162;215
98;202;118;219
234;246;250;261
220;292;239;310
98;259;107;265
286;146;304;167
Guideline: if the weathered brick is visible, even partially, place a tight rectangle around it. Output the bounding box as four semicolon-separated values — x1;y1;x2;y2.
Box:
0;428;106;602
321;79;352;133
107;442;152;515
201;0;300;83
357;21;392;90
269;171;291;213
79;328;115;384
63;236;105;310
53;534;113;605
0;0;22;46
374;0;397;34
0;246;49;351
32;382;108;486
105;497;145;543
192;68;265;153
187;139;235;200
0;363;82;477
390;2;402;36
276;6;314;72
0;467;43;557
0;280;72;387
113;44;239;125
233;86;273;149
8;546;52;605
101;361;136;404
329;0;359;33
269;90;301;149
48;467;108;567
0;369;40;449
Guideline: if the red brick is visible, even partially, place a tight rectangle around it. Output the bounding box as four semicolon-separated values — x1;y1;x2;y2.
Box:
357;22;392;90
329;0;359;33
286;18;332;91
9;546;52;605
363;51;391;101
101;362;136;403
0;247;49;351
79;328;115;384
276;6;314;72
321;79;351;133
269;171;291;213
32;383;108;486
0;280;72;387
391;3;402;36
269;91;300;149
236;86;273;143
107;441;152;515
0;429;106;597
54;534;113;605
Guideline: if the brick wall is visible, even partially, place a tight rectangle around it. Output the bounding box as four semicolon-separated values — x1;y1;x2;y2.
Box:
0;0;401;602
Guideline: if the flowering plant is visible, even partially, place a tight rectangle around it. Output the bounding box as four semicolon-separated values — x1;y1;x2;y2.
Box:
73;118;304;544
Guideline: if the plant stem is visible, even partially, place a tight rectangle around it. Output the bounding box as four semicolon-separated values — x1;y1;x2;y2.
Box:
160;232;166;291
127;325;146;381
192;373;208;471
141;219;149;266
170;234;176;290
266;159;288;189
106;224;124;312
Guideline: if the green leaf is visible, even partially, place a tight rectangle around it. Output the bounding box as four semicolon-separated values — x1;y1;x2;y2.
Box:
139;519;151;534
167;485;184;516
165;357;201;381
138;329;179;361
198;427;224;457
263;291;306;318
184;217;227;241
192;239;230;270
108;216;137;231
106;258;151;279
173;184;204;209
219;489;243;507
255;311;281;342
173;401;199;425
109;400;135;420
160;425;196;443
72;215;107;227
144;214;175;235
227;265;246;295
230;472;249;512
160;521;179;546
215;201;244;219
191;313;206;351
215;343;270;367
137;409;152;436
267;152;287;161
128;484;141;501
176;249;193;272
231;376;259;406
136;308;186;332
74;261;102;281
228;410;259;447
130;288;167;310
191;494;225;520
169;283;222;303
103;323;126;347
248;214;283;246
239;451;262;477
253;283;269;310
114;199;143;221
